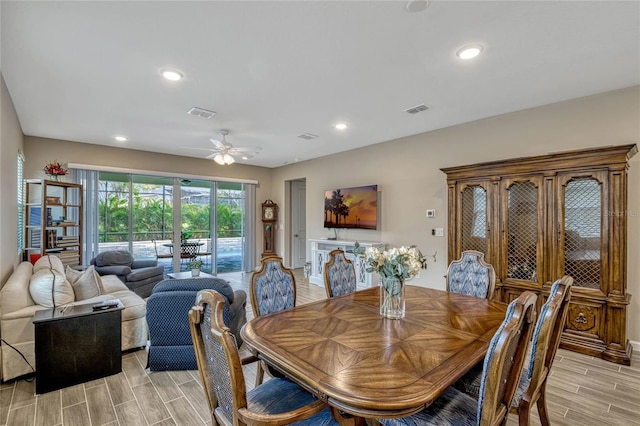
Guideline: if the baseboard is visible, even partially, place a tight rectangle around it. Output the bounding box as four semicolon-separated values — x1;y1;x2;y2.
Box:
630;340;640;353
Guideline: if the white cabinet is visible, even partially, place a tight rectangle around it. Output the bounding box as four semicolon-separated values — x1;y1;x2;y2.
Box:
308;239;384;289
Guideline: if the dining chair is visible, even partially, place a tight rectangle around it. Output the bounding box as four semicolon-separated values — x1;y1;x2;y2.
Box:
453;276;573;426
446;250;496;299
512;276;572;426
249;256;297;385
189;290;337;426
379;291;537;426
323;249;357;298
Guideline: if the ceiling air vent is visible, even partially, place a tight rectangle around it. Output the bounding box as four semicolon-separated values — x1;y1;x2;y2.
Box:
404;104;430;114
187;107;217;119
297;133;319;140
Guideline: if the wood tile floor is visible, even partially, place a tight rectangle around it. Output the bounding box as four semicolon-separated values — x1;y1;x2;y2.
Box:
2;270;639;426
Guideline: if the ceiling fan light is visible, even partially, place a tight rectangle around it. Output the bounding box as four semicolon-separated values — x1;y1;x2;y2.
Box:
213;154;225;165
223;154;235;164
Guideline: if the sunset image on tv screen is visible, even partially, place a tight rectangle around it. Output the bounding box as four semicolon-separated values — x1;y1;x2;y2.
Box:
324;185;377;230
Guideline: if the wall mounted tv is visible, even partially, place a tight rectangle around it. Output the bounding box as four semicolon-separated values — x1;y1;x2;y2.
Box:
324;185;378;230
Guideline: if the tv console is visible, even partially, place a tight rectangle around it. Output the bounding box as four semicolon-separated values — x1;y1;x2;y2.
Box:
308;239;384;289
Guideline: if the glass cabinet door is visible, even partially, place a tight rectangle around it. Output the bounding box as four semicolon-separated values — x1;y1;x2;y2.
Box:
501;177;544;284
558;173;606;292
458;183;490;255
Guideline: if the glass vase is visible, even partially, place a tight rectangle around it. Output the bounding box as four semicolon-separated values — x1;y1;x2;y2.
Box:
380;276;405;319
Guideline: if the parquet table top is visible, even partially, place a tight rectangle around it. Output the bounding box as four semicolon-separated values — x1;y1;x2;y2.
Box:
241;285;508;418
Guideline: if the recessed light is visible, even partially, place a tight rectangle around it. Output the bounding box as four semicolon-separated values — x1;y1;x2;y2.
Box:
114;136;127;142
456;45;483;60
405;0;430;13
161;69;184;81
335;123;348;130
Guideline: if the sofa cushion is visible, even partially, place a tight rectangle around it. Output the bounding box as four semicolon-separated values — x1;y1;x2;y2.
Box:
94;250;133;267
66;266;104;301
126;265;164;282
33;255;65;275
29;269;74;308
100;275;130;293
0;262;35;314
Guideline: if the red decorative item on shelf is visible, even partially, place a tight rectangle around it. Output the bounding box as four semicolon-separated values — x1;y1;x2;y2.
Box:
43;161;68;179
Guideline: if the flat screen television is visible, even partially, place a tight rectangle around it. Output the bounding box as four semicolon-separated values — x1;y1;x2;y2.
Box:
324;184;378;230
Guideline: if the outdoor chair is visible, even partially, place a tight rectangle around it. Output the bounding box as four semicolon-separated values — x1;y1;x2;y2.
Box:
323;249;357;298
379;291;537;426
188;289;337;425
446;250;496;300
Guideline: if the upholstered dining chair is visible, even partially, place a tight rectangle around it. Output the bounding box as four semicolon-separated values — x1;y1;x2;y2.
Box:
446;250;496;300
379;291;537;426
453;276;573;426
249;256;297;385
189;290;337;426
323;249;357;298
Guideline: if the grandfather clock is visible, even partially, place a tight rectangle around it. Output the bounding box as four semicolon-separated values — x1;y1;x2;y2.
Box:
261;199;278;258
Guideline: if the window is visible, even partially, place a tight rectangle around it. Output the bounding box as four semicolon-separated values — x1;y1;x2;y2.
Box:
17;151;25;252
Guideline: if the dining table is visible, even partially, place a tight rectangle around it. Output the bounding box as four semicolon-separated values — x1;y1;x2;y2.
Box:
241;285;508;424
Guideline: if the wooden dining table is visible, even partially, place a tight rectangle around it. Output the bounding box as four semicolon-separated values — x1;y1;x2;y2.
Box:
241;285;508;423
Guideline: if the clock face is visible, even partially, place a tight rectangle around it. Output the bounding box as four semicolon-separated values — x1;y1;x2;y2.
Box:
264;207;274;220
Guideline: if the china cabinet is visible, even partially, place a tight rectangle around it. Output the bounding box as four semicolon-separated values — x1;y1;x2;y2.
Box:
442;144;637;365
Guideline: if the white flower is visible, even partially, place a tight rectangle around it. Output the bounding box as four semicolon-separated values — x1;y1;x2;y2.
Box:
354;243;427;280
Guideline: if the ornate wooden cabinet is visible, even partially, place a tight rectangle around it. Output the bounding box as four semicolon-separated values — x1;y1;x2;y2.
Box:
442;145;637;365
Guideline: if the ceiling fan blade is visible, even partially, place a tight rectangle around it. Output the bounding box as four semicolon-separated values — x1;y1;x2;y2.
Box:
184;146;219;152
209;138;227;150
205;153;218;159
229;146;262;153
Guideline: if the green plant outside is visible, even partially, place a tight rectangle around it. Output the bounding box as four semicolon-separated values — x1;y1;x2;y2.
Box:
98;183;243;243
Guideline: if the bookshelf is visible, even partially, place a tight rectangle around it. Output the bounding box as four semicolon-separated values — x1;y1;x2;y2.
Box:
24;179;83;267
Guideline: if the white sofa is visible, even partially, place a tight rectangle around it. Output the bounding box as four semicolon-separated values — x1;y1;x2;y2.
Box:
1;261;148;382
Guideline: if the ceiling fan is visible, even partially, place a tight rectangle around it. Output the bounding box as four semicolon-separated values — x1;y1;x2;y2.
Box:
199;129;262;165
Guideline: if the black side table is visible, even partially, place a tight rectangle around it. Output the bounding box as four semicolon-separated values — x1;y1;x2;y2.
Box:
33;303;123;394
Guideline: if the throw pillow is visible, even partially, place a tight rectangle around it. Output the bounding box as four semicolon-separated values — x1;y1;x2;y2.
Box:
66;265;104;301
29;268;74;308
33;255;65;275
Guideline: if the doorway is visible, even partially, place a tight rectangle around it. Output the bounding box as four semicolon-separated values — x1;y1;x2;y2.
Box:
290;179;306;268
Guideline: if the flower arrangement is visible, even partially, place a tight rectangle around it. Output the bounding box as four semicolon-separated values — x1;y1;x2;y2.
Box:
354;242;427;280
354;242;426;319
43;161;68;177
189;259;203;270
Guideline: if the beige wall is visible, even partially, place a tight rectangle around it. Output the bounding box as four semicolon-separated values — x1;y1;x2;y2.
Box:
271;86;640;342
0;73;24;287
23;137;273;264
6;85;640;343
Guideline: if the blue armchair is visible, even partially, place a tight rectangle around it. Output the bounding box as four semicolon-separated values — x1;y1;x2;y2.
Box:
146;277;247;371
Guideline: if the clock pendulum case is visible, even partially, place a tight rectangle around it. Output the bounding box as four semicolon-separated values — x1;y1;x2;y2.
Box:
261;200;278;257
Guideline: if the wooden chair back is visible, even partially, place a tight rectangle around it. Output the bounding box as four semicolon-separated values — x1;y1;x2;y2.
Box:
249;256;296;318
446;250;496;299
519;276;573;410
189;290;246;425
323;249;357;298
477;291;537;426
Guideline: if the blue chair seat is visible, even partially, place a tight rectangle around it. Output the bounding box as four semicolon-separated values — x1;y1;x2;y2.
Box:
380;387;477;426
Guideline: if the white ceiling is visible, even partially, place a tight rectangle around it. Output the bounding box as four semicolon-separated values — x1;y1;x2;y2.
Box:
2;1;639;168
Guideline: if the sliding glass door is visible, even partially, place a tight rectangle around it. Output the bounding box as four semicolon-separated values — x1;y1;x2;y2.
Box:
96;172;247;274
